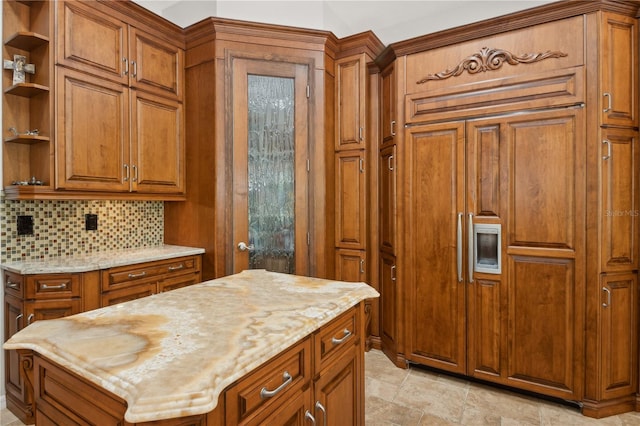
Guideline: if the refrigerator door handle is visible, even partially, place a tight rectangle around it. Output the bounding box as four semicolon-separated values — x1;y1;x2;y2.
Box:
468;213;474;283
457;212;463;282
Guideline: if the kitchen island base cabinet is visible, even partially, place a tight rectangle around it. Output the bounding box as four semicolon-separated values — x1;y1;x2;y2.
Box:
26;303;366;425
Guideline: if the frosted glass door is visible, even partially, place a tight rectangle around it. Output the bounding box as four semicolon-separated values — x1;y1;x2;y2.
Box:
247;75;295;273
232;59;309;275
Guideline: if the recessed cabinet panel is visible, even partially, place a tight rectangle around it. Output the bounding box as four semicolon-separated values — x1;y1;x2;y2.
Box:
380;145;396;254
601;128;639;272
335;56;364;150
467;122;501;217
132;91;184;193
600;12;638;127
468;279;502;379
57;1;127;83
508;255;579;399
56;68;129;191
335;151;366;249
508;112;580;250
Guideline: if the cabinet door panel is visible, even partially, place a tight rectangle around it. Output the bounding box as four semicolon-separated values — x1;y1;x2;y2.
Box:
131;91;184;194
405;122;466;374
379;145;396;254
335;151;365;249
380;253;397;362
335;249;365;283
56;1;127;83
130;27;184;100
56;68;129;191
467;279;502;379
601;128;639;271
507;256;579;399
313;344;361;426
600;273;637;400
600;12;638;127
380;63;396;147
335;56;365;150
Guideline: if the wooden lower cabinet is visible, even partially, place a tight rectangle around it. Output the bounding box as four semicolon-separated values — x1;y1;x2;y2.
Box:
101;255;202;306
3;254;202;424
28;303;365;425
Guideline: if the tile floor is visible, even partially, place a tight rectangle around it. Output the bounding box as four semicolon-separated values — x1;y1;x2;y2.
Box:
2;349;640;425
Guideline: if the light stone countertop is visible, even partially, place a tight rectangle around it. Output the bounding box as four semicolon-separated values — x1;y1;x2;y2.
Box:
0;244;205;274
4;269;380;423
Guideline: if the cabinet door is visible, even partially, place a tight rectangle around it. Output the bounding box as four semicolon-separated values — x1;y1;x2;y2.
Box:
380;252;398;362
335;249;365;282
379;144;396;254
56;1;128;84
101;283;155;307
56;67;130;191
335;55;365;150
405;122;466;375
24;299;83;323
599;273;638;401
380;63;396;148
131;90;184;194
505;109;585;400
601;128;639;272
4;294;27;413
600;12;638;127
129;27;184;100
313;344;361;426
335;151;366;249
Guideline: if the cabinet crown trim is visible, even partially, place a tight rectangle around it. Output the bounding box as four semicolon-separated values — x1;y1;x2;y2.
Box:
416;47;568;84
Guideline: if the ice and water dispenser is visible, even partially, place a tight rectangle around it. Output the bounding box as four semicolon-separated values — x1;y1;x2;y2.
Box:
473;223;501;274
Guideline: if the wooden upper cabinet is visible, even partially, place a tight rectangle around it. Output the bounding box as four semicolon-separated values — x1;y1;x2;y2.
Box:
601;128;639;272
129;27;183;101
57;1;184;101
335;151;366;249
335;55;366;150
56;67;130;192
380;62;396;148
131;90;184;193
379;144;396;254
600;12;638;128
56;1;128;83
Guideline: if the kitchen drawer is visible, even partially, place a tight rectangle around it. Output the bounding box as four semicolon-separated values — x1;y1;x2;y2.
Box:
225;337;311;425
102;256;200;291
158;273;201;293
4;271;24;298
25;274;82;300
101;283;156;307
313;305;359;374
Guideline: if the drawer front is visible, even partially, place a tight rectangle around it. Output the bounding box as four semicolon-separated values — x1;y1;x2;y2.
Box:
26;274;81;300
103;256;201;290
158;273;201;293
24;299;83;325
4;271;24;298
314;305;359;374
226;337;311;425
101;283;156;307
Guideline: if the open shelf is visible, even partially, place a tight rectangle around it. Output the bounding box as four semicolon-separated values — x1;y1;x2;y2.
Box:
4;82;49;97
4;31;49;50
4;134;50;144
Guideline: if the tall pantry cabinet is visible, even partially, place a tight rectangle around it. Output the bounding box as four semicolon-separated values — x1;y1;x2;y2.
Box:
376;1;639;418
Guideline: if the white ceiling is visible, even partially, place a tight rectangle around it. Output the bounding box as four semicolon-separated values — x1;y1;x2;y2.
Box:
132;0;555;45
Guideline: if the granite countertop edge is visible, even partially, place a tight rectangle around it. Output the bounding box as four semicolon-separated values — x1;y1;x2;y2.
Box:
0;245;206;274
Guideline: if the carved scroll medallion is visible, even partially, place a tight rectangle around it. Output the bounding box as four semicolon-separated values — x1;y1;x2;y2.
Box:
416;47;568;84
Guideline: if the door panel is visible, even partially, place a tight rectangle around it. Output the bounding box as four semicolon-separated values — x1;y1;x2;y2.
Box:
232;59;309;275
405;122;466;374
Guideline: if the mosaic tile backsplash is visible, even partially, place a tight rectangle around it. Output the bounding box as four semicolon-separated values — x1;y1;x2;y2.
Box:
0;199;164;263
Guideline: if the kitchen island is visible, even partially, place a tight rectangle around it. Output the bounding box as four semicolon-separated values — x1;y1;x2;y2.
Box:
4;269;379;425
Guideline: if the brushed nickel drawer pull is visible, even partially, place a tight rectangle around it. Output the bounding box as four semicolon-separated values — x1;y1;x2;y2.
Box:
168;264;184;272
315;401;327;426
16;314;23;331
127;271;147;279
331;328;352;345
27;314;34;326
6;281;19;289
260;371;292;399
41;283;67;290
603;92;612;112
305;410;316;425
602;287;611;307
